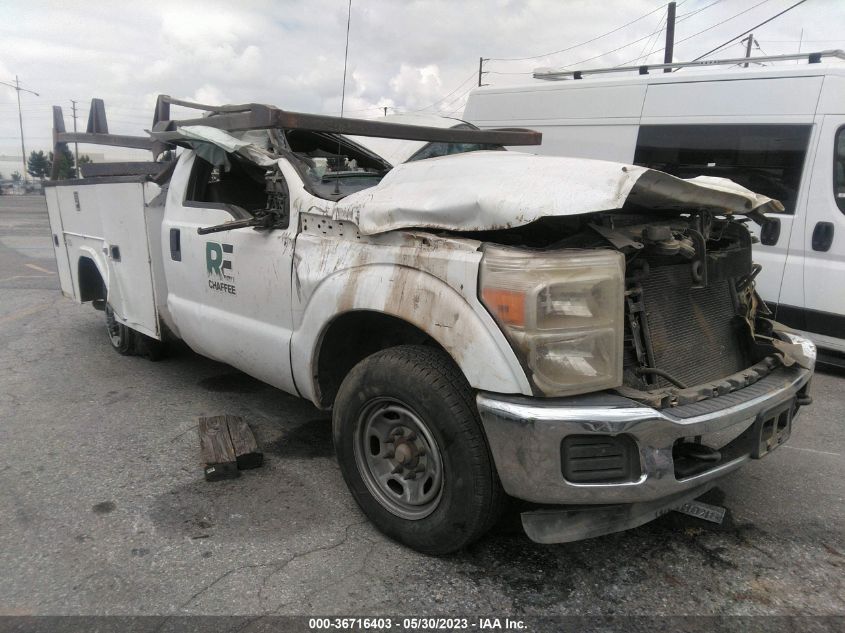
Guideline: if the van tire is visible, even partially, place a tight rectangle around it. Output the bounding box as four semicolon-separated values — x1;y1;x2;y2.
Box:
105;304;136;355
332;345;504;555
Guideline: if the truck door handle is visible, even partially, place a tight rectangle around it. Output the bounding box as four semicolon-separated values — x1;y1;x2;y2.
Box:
170;228;181;261
760;218;780;246
811;221;834;252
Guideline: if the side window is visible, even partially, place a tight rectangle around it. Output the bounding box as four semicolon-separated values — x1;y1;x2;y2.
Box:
834;127;845;214
634;124;812;215
184;154;270;214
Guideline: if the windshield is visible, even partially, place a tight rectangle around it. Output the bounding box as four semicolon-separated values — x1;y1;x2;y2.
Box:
348;121;504;166
283;128;390;199
407;140;503;162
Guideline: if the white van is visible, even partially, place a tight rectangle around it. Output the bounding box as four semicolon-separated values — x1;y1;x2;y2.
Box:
464;52;845;359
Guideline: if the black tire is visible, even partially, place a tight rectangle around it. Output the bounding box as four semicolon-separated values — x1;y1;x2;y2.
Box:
333;345;504;555
104;303;136;355
134;332;166;361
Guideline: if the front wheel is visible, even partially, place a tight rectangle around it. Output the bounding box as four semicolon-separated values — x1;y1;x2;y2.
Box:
333;345;504;554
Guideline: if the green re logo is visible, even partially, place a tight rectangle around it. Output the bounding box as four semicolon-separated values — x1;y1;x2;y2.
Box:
206;242;234;277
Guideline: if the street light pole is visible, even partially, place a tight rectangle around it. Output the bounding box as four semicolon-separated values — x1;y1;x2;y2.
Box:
0;76;39;183
71;100;80;176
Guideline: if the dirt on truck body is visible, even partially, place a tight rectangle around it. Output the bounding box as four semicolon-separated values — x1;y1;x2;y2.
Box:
43;96;815;553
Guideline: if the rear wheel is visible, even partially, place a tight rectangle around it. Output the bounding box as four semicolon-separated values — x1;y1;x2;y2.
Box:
333;345;504;554
104;304;165;360
104;303;135;355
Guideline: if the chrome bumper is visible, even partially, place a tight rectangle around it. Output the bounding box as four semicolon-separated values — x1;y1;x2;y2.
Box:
477;348;814;514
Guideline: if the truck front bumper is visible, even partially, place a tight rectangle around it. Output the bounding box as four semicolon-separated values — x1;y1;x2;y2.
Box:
477;342;815;543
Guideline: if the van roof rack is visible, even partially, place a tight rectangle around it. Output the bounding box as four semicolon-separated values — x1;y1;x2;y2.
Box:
533;49;845;81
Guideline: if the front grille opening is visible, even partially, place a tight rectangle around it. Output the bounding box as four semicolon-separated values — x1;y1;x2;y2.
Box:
624;263;750;391
561;434;641;484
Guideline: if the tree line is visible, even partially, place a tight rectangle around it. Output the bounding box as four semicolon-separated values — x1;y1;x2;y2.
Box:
23;148;93;180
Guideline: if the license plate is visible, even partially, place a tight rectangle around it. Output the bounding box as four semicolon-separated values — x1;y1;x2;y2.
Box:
751;399;795;459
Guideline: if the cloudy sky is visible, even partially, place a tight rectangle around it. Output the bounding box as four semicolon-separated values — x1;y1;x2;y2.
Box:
2;0;844;164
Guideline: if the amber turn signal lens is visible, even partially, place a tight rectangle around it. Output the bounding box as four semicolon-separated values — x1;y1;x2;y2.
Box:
481;288;526;327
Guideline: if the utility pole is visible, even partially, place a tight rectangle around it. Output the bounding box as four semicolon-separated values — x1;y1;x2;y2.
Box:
663;2;676;72
742;33;755;67
478;57;489;87
0;75;39;183
70;100;80;177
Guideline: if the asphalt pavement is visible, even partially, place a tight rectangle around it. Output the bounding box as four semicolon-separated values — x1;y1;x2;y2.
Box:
0;195;843;620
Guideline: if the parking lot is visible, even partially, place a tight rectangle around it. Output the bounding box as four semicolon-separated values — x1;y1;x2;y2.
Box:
1;195;843;618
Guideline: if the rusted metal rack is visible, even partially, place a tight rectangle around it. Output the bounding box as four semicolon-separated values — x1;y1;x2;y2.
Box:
50;94;542;179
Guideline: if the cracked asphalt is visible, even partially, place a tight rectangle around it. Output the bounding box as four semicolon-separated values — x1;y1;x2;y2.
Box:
1;196;844;617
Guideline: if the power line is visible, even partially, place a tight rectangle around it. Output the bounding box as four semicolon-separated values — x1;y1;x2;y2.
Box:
634;9;668;66
411;70;477;112
690;0;809;62
487;1;667;62
758;38;845;43
675;0;773;46
618;0;774;68
489;0;773;76
676;0;723;20
444;85;477;116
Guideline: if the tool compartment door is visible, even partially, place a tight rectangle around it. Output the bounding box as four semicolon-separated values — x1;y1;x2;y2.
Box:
43;186;75;298
97;180;161;339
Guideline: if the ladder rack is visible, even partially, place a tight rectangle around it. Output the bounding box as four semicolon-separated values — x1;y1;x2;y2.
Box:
533;49;845;81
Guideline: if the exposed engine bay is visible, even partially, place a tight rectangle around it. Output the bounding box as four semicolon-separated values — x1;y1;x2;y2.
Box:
469;209;812;409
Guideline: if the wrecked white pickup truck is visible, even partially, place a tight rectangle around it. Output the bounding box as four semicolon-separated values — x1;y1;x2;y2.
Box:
44;96;816;554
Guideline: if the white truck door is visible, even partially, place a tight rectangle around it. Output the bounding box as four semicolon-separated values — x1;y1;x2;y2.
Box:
795;115;845;351
162;152;298;393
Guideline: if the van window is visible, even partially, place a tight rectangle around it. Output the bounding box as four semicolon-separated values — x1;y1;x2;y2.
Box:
634;125;811;214
835;127;845;215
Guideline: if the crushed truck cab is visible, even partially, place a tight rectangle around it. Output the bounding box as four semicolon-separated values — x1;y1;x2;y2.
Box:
44;97;815;554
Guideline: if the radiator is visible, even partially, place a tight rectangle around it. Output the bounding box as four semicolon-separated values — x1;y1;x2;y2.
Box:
636;264;747;389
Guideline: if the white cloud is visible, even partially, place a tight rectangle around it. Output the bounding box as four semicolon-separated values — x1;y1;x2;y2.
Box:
1;0;844;157
389;64;443;110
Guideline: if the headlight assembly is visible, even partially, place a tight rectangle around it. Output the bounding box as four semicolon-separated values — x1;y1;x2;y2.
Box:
480;245;625;396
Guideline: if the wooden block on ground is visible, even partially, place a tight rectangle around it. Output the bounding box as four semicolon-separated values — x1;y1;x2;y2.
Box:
198;415;239;481
226;415;264;470
198;415;263;480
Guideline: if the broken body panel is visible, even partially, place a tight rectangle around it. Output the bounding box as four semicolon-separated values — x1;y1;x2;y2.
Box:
43;97;815;547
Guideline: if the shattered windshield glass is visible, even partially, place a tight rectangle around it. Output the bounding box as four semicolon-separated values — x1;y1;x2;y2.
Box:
284;129;390;199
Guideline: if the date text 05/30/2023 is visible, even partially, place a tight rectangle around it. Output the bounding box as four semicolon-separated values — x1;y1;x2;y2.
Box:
308;617;527;630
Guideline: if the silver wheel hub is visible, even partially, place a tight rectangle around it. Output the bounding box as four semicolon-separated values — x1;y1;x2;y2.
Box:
353;399;444;520
104;305;122;346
